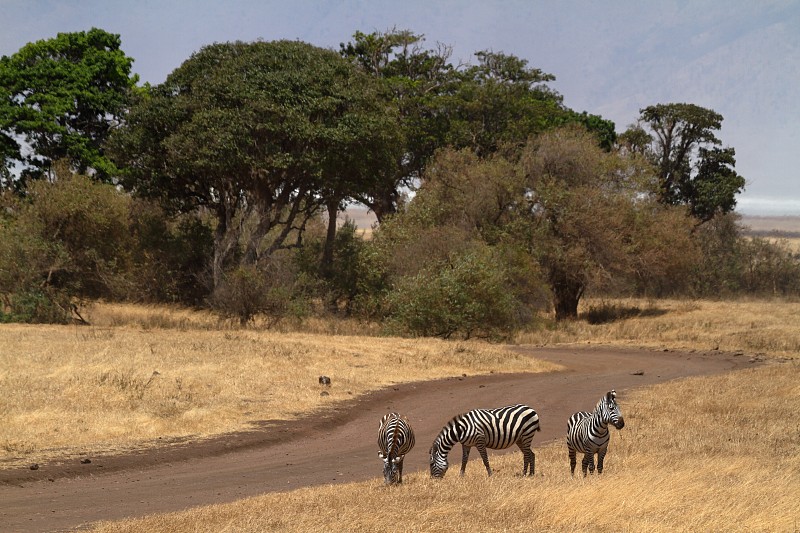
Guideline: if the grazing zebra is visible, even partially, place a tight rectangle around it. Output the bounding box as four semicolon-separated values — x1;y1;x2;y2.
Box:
377;413;415;485
429;404;540;478
566;390;625;476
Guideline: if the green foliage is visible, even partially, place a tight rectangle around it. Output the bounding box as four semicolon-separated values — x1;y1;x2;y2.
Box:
0;164;134;323
0;28;138;184
635;102;744;221
0;211;73;323
690;214;800;297
0;165;215;322
23;164;134;297
111;39;400;289
385;246;522;339
127;202;213;304
210;259;311;326
293;219;373;315
686;147;746;222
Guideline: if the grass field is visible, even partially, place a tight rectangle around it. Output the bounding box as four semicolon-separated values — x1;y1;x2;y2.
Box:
90;362;800;532
3;297;799;531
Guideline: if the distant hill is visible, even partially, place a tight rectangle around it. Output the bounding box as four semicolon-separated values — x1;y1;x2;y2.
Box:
739;215;800;238
340;208;800;239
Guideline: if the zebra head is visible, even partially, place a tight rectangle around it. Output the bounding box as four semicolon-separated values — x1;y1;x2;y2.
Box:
378;451;403;485
600;390;625;430
428;439;449;478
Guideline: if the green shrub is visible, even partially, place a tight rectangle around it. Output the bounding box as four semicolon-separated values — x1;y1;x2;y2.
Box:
385;247;522;340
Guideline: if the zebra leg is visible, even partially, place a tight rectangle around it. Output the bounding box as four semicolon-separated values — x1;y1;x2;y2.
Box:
518;442;535;476
581;453;593;476
460;444;471;475
524;449;535;477
568;446;577;476
597;447;607;474
398;459;404;483
476;443;492;476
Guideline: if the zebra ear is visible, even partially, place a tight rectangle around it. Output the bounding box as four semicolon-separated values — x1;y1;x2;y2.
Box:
393;456;402;464
608;390;616;401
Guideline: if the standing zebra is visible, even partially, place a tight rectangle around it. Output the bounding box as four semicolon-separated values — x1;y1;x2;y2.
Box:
566;390;625;476
377;412;415;485
429;404;540;478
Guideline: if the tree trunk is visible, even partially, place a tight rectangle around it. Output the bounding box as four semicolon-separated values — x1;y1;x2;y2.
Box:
321;198;340;279
550;270;584;321
211;201;241;291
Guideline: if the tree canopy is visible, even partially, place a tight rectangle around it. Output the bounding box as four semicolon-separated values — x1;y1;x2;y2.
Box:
0;28;138;187
109;39;401;289
633;103;745;221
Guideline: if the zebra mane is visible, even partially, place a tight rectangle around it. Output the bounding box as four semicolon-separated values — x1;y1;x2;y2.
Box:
434;414;463;447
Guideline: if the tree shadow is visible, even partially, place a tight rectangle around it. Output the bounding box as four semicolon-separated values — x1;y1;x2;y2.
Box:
582;303;668;325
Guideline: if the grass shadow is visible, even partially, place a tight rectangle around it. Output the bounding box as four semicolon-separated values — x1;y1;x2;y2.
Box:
582;302;668;325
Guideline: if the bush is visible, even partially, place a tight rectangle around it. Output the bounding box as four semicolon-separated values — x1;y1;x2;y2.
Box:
691;214;800;297
128;201;213;304
385;247;523;340
210;252;314;326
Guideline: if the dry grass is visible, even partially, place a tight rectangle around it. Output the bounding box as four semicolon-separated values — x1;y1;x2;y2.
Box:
517;298;800;359
5;297;800;531
0;311;556;468
90;362;800;532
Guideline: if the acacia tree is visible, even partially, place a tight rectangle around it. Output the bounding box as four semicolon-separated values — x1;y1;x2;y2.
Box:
0;28;138;186
110;40;400;290
519;126;696;319
633;103;745;222
341;30;615;220
340;29;456;221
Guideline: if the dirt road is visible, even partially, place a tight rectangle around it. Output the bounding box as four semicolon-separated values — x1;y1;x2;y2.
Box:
0;346;753;532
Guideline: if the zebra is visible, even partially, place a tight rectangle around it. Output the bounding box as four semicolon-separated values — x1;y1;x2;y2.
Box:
429;404;540;478
566;389;625;476
377;413;415;485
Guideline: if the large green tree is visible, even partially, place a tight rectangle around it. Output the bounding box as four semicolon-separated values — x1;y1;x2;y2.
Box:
341;30;615;220
110;40;400;289
340;29;456;221
633;103;745;221
0;28;138;186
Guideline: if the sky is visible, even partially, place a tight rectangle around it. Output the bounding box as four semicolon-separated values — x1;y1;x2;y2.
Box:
2;0;799;215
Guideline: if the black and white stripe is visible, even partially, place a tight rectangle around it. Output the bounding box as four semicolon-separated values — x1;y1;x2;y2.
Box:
377;413;415;484
429;404;540;478
566;390;625;476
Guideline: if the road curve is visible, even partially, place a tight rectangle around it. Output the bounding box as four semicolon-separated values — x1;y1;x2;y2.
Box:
0;346;753;532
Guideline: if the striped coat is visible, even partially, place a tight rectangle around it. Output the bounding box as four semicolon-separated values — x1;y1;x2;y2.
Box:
429;404;540;478
377;413;415;484
567;390;625;476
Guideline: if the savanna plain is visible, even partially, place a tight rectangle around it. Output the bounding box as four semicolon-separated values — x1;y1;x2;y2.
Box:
2;297;799;532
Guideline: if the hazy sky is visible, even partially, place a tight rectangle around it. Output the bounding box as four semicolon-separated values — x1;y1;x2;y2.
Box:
2;0;798;214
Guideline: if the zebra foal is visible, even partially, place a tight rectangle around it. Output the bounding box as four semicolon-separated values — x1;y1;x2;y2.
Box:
566;390;625;476
429;404;540;478
377;412;415;484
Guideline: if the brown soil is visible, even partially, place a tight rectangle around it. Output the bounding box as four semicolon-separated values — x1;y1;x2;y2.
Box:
0;346;755;532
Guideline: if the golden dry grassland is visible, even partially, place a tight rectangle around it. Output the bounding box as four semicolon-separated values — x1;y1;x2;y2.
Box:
0;303;557;468
90;362;800;533
3;297;800;531
519;297;800;359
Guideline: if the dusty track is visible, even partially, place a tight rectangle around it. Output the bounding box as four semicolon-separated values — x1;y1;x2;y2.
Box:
0;346;753;532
